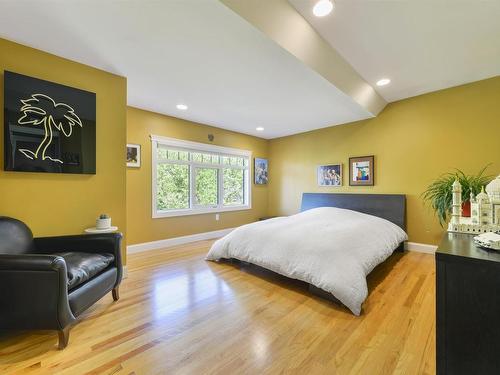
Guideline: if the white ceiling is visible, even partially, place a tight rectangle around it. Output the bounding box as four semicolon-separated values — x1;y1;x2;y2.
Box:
2;1;498;138
0;0;373;139
290;0;500;102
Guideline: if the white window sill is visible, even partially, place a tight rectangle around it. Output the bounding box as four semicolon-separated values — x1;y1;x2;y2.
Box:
153;205;252;218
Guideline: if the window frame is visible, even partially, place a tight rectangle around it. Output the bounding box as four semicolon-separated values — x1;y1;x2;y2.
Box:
151;135;252;218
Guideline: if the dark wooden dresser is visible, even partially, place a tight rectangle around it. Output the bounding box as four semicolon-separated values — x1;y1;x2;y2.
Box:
436;232;500;375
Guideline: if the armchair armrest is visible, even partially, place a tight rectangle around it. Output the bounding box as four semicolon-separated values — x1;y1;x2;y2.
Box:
34;233;123;286
0;253;66;271
0;254;75;330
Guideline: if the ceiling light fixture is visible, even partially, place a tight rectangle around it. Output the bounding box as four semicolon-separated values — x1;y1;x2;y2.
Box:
176;104;188;110
376;78;391;87
313;0;334;17
256;127;264;132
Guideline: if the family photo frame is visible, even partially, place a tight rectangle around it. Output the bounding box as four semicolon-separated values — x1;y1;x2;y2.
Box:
317;163;342;186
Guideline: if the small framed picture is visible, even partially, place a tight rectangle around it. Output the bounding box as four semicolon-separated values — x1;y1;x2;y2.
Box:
317;164;342;186
127;144;141;168
254;158;268;185
349;155;374;186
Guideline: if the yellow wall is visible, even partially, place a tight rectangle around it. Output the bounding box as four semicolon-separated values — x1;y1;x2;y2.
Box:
268;76;500;245
0;39;127;248
126;107;269;245
5;37;497;249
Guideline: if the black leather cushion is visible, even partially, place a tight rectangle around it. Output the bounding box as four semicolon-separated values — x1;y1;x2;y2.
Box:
0;217;34;254
53;252;114;290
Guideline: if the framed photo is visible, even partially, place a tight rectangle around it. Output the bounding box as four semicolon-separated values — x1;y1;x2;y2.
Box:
127;144;141;168
254;158;268;185
349;155;374;186
317;164;342;186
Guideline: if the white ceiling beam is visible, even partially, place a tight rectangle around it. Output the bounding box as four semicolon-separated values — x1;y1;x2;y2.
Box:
220;0;387;116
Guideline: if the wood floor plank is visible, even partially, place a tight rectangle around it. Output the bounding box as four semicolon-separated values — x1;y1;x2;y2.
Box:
0;240;435;374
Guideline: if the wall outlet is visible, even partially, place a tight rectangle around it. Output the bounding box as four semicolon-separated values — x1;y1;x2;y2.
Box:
215;214;220;221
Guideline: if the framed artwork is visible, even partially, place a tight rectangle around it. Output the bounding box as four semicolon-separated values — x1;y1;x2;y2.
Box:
317;163;342;186
254;158;268;185
4;71;96;174
127;144;141;167
349;155;374;186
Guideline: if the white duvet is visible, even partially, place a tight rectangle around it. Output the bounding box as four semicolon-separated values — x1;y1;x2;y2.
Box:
206;207;408;315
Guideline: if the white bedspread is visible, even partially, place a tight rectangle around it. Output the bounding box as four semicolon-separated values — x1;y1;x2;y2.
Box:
206;207;408;315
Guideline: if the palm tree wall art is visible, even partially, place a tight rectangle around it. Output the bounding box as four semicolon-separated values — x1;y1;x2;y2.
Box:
18;93;83;164
4;71;96;174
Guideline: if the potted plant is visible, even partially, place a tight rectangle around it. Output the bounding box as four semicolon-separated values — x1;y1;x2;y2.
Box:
422;167;492;227
96;214;111;230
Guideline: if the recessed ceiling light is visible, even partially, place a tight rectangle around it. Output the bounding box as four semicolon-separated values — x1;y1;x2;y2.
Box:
313;0;334;17
376;78;391;87
176;104;188;110
256;127;264;132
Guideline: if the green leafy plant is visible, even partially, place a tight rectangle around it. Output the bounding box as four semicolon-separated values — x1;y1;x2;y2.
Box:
99;214;110;220
422;166;492;227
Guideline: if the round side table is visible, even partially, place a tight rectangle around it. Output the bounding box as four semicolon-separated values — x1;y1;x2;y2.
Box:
84;226;118;234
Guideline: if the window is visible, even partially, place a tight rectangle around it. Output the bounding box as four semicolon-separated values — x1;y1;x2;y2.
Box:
152;135;251;217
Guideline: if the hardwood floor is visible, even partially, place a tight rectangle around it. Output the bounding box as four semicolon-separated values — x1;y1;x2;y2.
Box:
0;240;435;374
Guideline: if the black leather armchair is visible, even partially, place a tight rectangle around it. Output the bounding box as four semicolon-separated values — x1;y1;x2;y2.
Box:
0;216;123;349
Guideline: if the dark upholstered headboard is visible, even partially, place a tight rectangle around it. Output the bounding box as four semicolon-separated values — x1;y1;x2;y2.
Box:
300;193;406;231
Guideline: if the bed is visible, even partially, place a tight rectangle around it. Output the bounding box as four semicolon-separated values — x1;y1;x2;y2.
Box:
206;193;407;315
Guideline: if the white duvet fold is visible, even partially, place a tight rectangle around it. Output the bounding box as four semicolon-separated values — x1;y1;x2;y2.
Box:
206;207;407;315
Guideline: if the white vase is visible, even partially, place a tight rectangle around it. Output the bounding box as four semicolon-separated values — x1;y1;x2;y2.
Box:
96;218;111;229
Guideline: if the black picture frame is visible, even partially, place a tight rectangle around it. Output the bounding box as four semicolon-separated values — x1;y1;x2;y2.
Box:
4;71;96;174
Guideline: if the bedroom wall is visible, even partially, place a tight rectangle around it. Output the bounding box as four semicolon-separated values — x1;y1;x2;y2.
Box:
0;38;127;251
126;106;269;245
268;76;500;245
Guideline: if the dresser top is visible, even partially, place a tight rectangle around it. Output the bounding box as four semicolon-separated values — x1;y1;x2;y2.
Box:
436;232;500;263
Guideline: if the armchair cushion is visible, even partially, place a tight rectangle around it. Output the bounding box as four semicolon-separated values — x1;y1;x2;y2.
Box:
54;252;114;290
34;233;123;288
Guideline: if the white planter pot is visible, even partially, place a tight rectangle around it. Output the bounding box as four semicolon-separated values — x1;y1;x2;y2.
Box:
96;218;111;229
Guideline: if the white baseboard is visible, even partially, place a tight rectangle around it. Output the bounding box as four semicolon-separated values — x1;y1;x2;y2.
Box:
122;265;128;279
405;241;438;254
127;227;235;254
